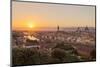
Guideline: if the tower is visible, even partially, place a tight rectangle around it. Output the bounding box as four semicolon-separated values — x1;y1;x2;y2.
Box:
57;25;59;32
85;26;89;32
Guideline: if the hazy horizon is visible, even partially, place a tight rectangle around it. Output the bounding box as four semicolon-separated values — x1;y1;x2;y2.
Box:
12;26;95;31
12;1;95;31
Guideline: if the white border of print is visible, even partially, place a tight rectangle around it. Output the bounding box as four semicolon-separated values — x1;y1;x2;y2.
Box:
0;0;100;67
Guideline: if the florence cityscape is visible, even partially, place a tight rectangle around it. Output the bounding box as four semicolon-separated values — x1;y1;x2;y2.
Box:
12;1;96;66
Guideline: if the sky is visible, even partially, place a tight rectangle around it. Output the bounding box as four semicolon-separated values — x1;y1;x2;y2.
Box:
12;1;95;30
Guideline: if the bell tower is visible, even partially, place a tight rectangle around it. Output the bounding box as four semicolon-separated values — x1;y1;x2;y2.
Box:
57;25;59;32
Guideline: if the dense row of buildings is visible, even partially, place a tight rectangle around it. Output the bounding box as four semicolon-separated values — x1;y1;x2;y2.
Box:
12;26;96;58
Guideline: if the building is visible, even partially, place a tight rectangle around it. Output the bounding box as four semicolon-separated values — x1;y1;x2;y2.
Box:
57;25;59;32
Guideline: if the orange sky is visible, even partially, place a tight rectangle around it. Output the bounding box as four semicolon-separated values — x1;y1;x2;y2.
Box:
12;1;95;31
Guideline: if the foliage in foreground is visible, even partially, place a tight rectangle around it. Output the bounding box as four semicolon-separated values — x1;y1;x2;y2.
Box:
12;42;96;66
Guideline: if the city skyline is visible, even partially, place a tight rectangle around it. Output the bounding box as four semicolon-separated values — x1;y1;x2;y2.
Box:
12;1;95;31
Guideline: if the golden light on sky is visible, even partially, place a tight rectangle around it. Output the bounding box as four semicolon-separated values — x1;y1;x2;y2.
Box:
28;24;34;28
12;1;95;31
28;21;35;29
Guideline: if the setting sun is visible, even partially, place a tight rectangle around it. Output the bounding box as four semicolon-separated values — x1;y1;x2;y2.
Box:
12;1;95;31
28;21;35;29
28;24;34;28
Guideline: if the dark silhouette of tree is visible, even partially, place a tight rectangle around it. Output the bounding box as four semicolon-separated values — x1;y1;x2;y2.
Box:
12;48;40;66
90;49;96;60
51;48;67;61
39;51;51;64
51;48;80;63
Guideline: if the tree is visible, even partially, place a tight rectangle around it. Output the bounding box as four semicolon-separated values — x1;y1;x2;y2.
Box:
51;48;80;63
51;48;67;61
12;48;40;66
90;49;96;60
